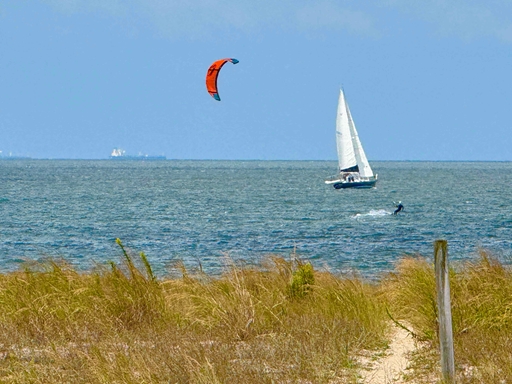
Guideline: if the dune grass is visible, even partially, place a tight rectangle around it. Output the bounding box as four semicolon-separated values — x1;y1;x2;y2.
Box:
1;242;511;383
0;240;389;383
383;250;512;383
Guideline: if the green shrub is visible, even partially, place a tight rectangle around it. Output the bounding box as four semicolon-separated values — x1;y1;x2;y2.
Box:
289;261;315;298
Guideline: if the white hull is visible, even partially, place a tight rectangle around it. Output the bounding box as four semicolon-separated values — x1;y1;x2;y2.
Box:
325;174;378;189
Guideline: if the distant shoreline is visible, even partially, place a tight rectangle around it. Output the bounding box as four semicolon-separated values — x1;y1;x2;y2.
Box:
1;158;511;162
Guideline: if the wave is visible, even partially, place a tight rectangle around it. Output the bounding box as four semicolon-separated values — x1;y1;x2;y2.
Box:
353;209;391;219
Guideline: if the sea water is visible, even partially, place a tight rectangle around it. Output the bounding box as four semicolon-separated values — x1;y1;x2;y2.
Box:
0;160;511;277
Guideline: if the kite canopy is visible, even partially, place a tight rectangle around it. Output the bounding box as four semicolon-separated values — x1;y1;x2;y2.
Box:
206;58;239;101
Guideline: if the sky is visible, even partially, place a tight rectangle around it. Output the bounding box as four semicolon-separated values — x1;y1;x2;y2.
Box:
0;1;511;161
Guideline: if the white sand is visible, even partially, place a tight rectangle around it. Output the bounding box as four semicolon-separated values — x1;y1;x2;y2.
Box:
360;324;416;383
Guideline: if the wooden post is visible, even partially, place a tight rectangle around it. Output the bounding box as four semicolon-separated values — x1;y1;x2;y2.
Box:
434;240;455;383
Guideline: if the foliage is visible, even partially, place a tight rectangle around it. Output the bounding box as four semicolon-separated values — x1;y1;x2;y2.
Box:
0;244;388;383
289;260;315;298
382;251;512;383
2;242;512;383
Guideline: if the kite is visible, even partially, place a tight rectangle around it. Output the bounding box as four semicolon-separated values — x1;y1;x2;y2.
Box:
206;58;239;101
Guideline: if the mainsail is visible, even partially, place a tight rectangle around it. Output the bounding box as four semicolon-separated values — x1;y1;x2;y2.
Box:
335;89;357;173
335;89;374;177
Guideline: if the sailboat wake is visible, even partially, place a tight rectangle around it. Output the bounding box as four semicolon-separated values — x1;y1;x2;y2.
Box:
352;209;390;219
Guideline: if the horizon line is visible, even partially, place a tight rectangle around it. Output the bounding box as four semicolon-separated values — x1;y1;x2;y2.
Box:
1;158;511;163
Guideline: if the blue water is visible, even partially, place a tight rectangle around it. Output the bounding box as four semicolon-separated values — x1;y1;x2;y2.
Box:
1;160;511;277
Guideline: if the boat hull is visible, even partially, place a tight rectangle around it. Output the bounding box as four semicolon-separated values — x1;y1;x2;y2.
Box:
332;180;377;189
325;174;378;189
109;156;166;161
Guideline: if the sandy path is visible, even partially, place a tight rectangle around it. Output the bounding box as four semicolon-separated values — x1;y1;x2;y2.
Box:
360;324;416;383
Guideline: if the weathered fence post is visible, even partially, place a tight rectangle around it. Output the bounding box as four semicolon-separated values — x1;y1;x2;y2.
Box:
434;240;455;383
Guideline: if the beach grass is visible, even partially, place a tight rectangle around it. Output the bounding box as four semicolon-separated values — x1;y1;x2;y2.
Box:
382;250;512;383
0;240;388;383
0;242;511;383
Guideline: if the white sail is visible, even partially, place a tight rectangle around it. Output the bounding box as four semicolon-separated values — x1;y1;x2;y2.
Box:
326;88;377;188
335;89;358;172
346;103;374;178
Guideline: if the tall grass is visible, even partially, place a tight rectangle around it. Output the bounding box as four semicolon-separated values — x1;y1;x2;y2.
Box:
383;251;512;383
2;243;511;383
0;241;389;383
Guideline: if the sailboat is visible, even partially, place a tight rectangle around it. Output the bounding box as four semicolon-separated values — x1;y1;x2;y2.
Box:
325;89;378;189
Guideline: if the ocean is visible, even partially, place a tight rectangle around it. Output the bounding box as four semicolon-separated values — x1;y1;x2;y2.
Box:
1;160;511;277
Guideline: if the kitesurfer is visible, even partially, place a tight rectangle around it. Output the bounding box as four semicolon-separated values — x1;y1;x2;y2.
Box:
393;201;404;215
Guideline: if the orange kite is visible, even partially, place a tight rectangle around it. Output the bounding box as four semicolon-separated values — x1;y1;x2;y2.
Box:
205;58;239;101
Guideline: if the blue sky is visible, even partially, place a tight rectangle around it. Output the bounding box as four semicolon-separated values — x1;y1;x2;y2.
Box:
1;1;511;160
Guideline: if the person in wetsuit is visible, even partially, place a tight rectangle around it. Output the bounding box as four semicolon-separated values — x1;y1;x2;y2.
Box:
393;201;404;215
